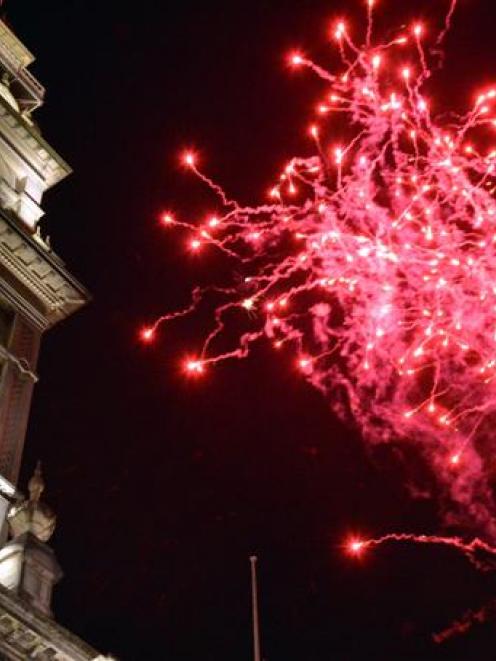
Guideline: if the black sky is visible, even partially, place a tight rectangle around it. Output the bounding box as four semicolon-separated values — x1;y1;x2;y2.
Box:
5;0;496;659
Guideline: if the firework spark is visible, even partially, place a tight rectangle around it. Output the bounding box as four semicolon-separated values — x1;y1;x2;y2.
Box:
145;0;496;538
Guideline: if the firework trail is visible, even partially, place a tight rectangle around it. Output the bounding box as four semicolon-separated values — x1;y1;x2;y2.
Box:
345;530;496;641
346;532;496;572
433;599;495;643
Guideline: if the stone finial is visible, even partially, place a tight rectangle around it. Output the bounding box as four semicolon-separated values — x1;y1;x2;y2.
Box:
7;461;56;543
28;460;44;504
0;462;61;616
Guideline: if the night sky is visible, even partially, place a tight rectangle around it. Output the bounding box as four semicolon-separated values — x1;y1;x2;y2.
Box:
5;0;496;659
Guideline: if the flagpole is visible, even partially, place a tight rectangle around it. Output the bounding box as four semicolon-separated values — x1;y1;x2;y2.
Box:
250;555;262;661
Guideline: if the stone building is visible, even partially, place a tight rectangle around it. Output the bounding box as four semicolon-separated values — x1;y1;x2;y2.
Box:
0;17;113;661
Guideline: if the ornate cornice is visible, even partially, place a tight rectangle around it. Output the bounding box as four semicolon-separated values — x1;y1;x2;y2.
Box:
0;583;101;660
0;95;71;189
0;211;89;329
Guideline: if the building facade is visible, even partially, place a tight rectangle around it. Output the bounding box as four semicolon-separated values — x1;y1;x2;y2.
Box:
0;19;89;491
0;18;113;661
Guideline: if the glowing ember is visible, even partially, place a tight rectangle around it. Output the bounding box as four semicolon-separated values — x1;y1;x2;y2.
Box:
290;52;304;66
450;453;461;466
185;359;204;374
347;538;366;556
183;151;196;168
160;212;175;225
140;327;155;343
146;0;496;537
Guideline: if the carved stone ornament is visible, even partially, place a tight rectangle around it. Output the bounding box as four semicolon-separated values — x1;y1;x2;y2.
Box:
7;462;56;542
